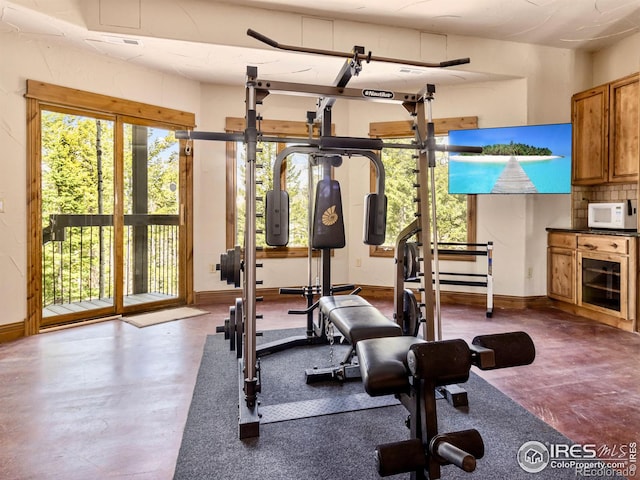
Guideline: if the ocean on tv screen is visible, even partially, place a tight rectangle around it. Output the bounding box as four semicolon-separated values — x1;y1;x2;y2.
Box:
448;123;572;195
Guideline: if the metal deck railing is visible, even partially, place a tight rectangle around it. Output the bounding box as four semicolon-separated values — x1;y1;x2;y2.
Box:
42;214;179;316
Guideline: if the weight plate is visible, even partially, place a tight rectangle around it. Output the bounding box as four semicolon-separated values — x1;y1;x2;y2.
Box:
232;245;242;288
403;242;419;280
235;298;244;359
219;251;229;282
228;305;236;351
223;318;230;340
402;289;420;337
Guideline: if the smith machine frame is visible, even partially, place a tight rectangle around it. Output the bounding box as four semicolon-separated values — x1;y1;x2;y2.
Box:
177;30;481;438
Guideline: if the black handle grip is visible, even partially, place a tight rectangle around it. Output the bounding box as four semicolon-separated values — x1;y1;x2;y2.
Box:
471;331;536;370
436;144;484;154
439;57;471;68
247;29;279;48
330;284;357;294
287;299;321;315
279;287;305;295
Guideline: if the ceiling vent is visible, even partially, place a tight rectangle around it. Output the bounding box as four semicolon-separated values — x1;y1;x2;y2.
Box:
101;35;142;46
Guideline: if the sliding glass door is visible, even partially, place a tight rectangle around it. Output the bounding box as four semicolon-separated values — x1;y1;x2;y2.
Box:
41;109;116;319
38;110;187;327
122;123;181;308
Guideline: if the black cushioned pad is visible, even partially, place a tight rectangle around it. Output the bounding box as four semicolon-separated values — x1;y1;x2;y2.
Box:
356;336;426;397
318;295;402;344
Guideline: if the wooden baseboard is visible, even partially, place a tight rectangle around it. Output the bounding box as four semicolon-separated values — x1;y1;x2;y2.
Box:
195;286;548;310
0;321;25;344
0;291;553;344
195;288;282;306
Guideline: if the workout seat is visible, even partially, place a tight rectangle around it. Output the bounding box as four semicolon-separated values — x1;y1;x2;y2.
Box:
318;295;402;345
356;336;426;397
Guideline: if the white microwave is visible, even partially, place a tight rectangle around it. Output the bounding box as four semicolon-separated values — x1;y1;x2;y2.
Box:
587;201;637;230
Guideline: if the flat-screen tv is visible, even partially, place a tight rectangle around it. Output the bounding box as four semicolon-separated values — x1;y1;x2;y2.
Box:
448;123;572;194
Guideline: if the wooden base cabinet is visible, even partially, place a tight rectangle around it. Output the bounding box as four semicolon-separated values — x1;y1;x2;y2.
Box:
547;232;576;303
547;231;637;332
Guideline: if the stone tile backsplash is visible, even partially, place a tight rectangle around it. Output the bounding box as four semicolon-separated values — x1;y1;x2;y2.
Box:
571;183;638;229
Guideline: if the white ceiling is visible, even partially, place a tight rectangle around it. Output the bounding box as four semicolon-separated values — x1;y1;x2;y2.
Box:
1;0;639;89
231;0;640;49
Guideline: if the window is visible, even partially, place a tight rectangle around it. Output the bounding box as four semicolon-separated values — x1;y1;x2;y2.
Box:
225;117;322;258
369;117;478;258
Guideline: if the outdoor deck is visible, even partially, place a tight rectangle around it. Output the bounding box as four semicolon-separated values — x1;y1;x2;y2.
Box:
43;292;176;318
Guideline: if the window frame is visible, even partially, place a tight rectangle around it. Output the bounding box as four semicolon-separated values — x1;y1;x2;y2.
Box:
368;117;478;260
225;117;325;259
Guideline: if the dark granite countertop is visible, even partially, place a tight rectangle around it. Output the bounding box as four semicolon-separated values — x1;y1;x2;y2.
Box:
546;227;640;237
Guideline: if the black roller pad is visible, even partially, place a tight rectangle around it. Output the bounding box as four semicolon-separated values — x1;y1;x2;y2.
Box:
407;339;472;386
471;331;536;370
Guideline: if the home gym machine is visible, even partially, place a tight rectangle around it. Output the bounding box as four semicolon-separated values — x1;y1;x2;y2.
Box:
178;27;481;434
178;33;536;479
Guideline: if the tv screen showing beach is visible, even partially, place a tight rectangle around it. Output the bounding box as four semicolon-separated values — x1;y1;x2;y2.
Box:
448;123;572;194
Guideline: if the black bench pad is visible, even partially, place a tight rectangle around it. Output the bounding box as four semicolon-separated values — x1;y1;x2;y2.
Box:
318;295;402;344
357;336;426;397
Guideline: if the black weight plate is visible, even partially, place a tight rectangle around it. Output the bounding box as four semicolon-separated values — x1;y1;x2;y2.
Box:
232;245;242;288
402;288;420;337
228;305;236;351
235;298;244;359
219;251;229;282
223;318;230;340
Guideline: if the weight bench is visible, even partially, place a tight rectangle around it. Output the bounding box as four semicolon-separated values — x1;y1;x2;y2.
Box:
305;295;404;383
356;331;536;478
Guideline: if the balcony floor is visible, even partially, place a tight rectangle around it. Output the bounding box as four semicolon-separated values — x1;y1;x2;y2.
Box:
43;292;177;317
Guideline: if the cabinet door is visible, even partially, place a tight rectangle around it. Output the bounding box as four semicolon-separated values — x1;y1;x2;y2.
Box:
609;74;639;183
577;251;628;319
547;247;575;303
571;85;609;185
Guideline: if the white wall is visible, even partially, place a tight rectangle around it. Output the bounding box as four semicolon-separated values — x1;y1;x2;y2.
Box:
592;32;640;85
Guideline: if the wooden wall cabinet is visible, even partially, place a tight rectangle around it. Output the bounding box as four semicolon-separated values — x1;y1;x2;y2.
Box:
572;85;609;185
571;73;639;185
547;231;637;332
609;74;639;183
